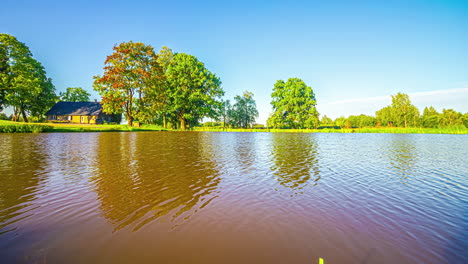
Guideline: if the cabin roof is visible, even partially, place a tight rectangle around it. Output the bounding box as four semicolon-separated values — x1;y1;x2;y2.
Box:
45;102;103;116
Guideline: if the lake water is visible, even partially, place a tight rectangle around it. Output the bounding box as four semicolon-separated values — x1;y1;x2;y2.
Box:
0;132;467;263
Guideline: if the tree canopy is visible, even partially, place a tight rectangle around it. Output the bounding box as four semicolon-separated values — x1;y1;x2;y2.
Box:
229;91;259;128
376;93;419;127
268;78;318;129
60;87;91;102
0;33;56;122
165;53;223;129
93;41;164;126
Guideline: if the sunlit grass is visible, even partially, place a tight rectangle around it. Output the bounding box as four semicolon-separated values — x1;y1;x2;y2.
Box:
193;126;468;134
0;120;166;133
1;120;466;134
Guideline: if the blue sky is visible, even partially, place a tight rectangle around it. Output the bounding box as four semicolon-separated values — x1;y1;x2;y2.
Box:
2;0;467;123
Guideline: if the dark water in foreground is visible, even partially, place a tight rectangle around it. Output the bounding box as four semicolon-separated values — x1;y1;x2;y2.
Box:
0;132;467;263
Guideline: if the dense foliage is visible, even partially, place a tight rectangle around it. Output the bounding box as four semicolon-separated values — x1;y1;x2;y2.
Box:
0;123;52;133
59;87;91;102
94;43;223;129
0;34;56;122
1;35;465;132
328;93;466;129
268;78;319;129
229;91;259;128
375;93;419;127
93;41;164;126
165;53;223;129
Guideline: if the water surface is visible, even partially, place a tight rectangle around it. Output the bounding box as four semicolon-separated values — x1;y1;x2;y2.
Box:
0;132;467;263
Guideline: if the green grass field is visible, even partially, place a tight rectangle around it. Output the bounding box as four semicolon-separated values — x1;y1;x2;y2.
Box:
1;120;466;134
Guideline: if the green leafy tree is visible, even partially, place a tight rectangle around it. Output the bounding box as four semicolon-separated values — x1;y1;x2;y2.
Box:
59;87;91;102
421;106;440;128
153;46;174;128
0;33;56;122
463;113;468;128
93;41;163;126
376;93;419;127
348;114;376;127
166;53;224;129
334;116;347;128
376;105;394;126
320;115;333;126
268;78;318;129
219;99;232;128
391;93;420;127
0;42;8;111
439;109;463;127
230;91;259;128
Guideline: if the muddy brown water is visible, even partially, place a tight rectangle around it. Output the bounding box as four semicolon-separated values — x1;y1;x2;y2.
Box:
0;132;467;263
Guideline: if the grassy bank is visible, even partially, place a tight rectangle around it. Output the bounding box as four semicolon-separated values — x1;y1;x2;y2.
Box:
193;126;468;134
1;120;466;134
0;120;166;133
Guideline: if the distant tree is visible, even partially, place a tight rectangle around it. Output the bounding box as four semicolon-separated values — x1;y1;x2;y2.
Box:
219;99;232;128
268;78;318;129
165;53;224;129
93;41;163;126
320;115;333;126
421;106;440;128
60;87;91;102
463;113;468;128
0;33;56;122
376;93;419;127
349;114;376;127
439;109;463;127
334;116;347;128
230;91;259;128
391;93;419;127
376;105;394;126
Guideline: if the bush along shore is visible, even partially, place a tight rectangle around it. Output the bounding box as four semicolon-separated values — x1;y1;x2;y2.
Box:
0;120;166;133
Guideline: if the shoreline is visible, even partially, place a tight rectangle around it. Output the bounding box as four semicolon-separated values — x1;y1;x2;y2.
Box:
1;121;466;134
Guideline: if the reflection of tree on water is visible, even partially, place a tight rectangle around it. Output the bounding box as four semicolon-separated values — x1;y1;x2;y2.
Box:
270;133;320;191
91;132;220;232
386;135;416;184
0;135;46;235
232;133;258;177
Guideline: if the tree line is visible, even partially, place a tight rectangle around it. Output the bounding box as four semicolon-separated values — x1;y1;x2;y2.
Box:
1;34;466;130
321;92;468;129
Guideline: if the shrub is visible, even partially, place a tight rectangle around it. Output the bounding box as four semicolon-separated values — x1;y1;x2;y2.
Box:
0;124;52;133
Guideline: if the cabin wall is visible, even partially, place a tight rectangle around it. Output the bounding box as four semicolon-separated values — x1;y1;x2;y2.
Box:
71;116;81;123
47;114;99;124
90;116;97;124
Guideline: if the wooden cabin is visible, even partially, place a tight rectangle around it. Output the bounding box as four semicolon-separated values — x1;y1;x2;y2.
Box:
45;102;119;124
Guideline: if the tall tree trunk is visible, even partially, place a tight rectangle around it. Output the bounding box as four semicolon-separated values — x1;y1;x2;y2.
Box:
21;107;28;123
127;113;133;127
12;107;18;122
163;114;167;128
180;117;186;130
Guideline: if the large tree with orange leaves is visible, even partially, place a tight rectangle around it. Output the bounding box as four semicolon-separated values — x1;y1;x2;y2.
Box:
93;41;164;126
